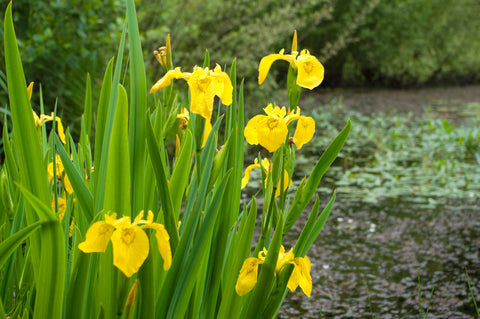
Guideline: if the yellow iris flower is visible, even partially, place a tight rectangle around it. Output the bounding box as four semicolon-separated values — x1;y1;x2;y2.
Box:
78;210;172;278
48;154;73;194
241;158;292;197
51;196;73;236
235;245;312;297
258;31;324;90
150;64;233;121
176;107;211;147
244;104;315;152
51;196;67;220
28;82;67;144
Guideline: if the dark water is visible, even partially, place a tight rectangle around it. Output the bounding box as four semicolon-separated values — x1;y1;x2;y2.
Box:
280;197;480;318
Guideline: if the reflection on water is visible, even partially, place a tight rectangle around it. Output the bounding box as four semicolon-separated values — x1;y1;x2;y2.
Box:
280;198;480;318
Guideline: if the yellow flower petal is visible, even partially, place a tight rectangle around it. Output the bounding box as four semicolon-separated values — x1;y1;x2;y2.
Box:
54;115;66;144
235;257;264;296
51;196;67;221
259;158;271;173
293;116;315;150
202;120;212;148
78;221;114;253
27;82;34;100
241;159;260;189
256;116;288;153
263;103;287;119
63;175;73;194
150;67;187;94
104;212;118;225
188;66;217;120
47;155;64;181
139;211;172;271
287;256;312;297
213;64;233;106
295;50;324;90
152;224;172;270
244;115;264;146
284;106;301;125
274;170;292;197
258;50;296;85
176;107;190;122
275;245;293;272
32;111;40;126
111;226;150;277
291;30;298;54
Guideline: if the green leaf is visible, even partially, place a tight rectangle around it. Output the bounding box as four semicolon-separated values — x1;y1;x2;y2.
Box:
287;66;301;109
82;73;92;139
167;171;232;319
93;58;113;194
217;198;258;319
94;24;126;214
103;84;131;216
0;299;5;319
2;122;19;201
0;221;43;268
15;183;56;222
4;1;50;214
127;0;147;216
155;116;221;318
145;111;179;251
303;192;336;255
169;129;193;219
5;6;66;317
284;119;350;233
55;137;94;221
244;212;284;319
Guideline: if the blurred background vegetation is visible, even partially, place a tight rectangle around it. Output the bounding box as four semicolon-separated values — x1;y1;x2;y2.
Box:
1;0;479;131
0;0;124;132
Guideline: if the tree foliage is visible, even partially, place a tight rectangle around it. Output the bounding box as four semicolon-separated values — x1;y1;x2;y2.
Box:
142;0;480;91
0;0;124;127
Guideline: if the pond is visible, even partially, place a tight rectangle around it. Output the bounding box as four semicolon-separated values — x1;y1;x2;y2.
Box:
281;199;480;318
273;85;480;317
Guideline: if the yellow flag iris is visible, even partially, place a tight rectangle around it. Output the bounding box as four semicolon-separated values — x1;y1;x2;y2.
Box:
48;154;73;194
244;104;315;152
28;82;67;143
258;31;324;90
235;245;312;297
241;158;292;197
78;210;172;277
176;107;211;147
150;64;232;121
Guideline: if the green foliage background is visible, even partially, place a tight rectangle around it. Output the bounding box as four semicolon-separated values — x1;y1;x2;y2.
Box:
0;0;124;129
1;0;479;129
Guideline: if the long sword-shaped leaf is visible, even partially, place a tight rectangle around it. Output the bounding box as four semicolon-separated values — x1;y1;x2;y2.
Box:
2;123;19;201
167;171;232;319
0;221;43;268
169;130;193;219
217;198;258;319
155;116;220;318
94;25;126;214
55;137;94;221
4;3;65;318
296;191;336;257
284;119;350;233
145;112;179;250
126;0;147;216
81;73;92;139
244;213;284;319
93;59;113;194
103;84;131;216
